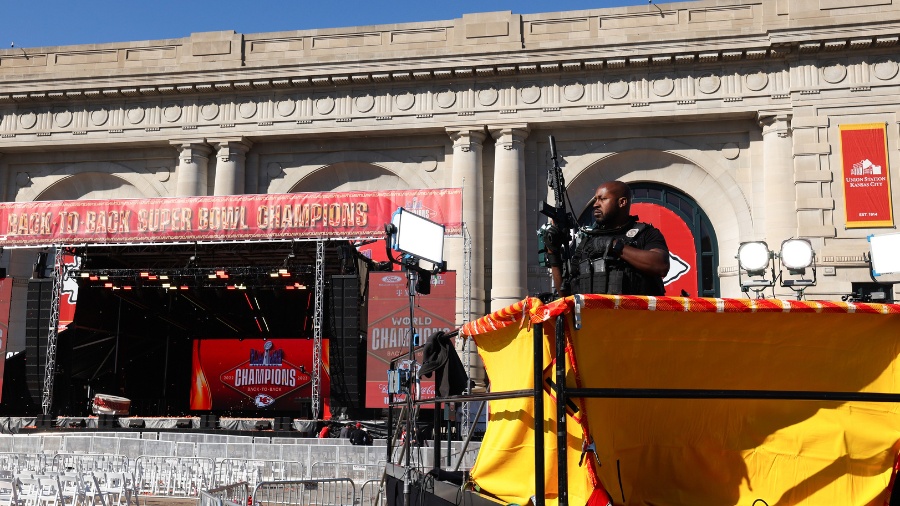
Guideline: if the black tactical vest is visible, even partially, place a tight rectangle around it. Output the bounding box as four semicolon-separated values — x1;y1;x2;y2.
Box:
568;222;665;296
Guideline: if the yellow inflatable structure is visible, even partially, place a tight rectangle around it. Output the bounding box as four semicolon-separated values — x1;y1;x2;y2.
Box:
463;295;900;506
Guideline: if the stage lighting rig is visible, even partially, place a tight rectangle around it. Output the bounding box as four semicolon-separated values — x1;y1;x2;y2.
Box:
777;238;817;298
736;241;775;297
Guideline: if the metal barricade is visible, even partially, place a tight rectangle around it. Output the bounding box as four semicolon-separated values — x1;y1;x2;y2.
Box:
52;453;129;473
0;452;46;473
201;481;250;506
253;478;357;506
309;461;386;483
359;479;386;506
134;455;215;496
214;459;304;488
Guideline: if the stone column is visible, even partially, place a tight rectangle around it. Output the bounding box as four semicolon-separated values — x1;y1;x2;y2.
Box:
172;141;212;197
758;112;795;249
447;127;487;323
212;139;252;196
488;124;529;312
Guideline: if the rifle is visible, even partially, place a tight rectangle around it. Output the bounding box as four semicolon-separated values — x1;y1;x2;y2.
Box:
538;135;577;280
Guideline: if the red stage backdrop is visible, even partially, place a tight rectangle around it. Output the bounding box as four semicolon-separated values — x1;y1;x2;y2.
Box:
190;338;330;414
0;188;462;247
839;123;894;228
632;203;698;297
365;271;457;408
0;279;12;402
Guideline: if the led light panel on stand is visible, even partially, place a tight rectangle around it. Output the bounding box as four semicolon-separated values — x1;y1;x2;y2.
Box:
869;232;900;275
391;207;445;266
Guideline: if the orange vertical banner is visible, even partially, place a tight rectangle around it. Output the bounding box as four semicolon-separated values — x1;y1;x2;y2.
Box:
839;123;894;228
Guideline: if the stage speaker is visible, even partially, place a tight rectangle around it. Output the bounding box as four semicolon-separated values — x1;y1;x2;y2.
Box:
98;414;118;428
25;279;54;407
200;414;219;429
175;420;192;429
128;419;145;429
329;275;364;416
68;419;86;428
274;416;293;431
255;420;272;431
35;413;56;428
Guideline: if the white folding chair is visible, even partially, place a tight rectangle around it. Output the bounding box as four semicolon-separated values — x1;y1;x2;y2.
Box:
37;478;60;506
16;477;41;506
0;479;19;506
56;473;84;506
97;473;128;506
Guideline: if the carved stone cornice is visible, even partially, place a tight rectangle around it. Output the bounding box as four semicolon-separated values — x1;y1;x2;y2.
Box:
3;32;898;106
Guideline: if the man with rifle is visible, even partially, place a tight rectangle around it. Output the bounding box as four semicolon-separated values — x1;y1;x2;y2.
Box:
541;139;670;296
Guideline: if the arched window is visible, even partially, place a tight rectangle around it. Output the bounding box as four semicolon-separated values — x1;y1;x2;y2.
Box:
630;183;719;298
576;182;719;297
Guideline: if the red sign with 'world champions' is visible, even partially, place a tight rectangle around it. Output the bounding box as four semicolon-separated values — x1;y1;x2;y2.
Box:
190;338;329;413
365;271;457;408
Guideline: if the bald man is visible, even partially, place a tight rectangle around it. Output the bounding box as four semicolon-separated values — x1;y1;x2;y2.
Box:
545;181;670;296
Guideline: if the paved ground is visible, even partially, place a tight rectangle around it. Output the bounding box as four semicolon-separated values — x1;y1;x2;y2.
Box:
139;497;200;506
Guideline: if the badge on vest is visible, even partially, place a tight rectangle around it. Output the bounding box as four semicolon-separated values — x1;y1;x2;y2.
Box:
626;228;640;238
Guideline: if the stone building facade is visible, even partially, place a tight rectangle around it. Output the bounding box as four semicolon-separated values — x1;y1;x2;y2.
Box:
1;0;900;352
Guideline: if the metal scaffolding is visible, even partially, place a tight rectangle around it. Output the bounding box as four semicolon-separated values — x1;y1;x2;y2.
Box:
461;224;473;437
311;239;325;419
42;248;67;415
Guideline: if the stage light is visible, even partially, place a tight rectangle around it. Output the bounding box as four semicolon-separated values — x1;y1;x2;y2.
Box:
148;275;158;280
80;272;90;278
124;286;132;291
868;232;900;276
390;207;446;266
99;275;109;281
208;273;217;279
780;239;814;272
216;270;229;279
90;275;99;281
737;242;771;274
736;241;774;295
104;283;113;288
140;272;149;278
227;285;236;290
285;285;295;290
180;285;189;290
159;275;169;280
269;272;279;278
162;283;171;288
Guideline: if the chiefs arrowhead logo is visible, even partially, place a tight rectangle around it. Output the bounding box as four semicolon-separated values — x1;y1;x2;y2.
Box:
664;252;691;285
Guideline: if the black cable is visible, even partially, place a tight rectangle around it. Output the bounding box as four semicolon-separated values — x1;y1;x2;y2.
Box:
616;459;625;503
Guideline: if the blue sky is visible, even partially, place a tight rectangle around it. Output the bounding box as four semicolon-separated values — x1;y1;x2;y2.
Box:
1;0;674;49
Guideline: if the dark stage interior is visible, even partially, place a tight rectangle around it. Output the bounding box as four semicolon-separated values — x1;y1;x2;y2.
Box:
11;240;369;419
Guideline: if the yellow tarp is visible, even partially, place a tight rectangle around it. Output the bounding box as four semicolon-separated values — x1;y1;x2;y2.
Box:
465;296;900;506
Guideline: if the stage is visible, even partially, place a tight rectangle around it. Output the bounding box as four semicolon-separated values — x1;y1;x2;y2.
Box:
2;415;321;435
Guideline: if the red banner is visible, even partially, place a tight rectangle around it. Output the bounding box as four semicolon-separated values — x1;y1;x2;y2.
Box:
365;271;456;408
839;123;894;228
0;188;462;247
190;338;329;413
0;279;11;402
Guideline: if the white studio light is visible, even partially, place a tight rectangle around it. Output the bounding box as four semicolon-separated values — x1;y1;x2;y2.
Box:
738;241;771;273
780;239;815;271
869;232;900;276
390;207;446;266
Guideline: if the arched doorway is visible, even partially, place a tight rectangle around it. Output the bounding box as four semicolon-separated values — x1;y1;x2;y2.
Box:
577;183;719;297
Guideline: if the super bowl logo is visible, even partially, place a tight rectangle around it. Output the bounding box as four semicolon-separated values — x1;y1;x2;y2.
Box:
220;341;312;408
